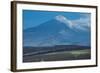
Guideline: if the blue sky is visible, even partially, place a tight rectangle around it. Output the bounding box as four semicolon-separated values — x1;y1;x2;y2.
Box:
23;10;90;30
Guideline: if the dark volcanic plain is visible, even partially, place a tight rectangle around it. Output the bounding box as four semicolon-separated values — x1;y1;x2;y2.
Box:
23;45;91;62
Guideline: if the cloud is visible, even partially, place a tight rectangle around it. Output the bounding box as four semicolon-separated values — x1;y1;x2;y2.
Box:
55;14;90;31
55;15;73;28
72;14;91;31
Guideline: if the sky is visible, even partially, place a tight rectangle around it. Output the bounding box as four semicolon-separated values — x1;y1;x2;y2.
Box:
23;10;91;30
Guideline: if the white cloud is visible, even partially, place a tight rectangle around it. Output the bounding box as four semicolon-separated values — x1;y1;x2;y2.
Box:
72;14;90;31
55;15;73;28
55;14;90;31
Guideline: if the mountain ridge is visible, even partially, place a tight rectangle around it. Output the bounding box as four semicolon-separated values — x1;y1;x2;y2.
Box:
23;15;90;47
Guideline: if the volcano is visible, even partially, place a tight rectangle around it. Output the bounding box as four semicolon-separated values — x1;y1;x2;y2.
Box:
23;15;90;47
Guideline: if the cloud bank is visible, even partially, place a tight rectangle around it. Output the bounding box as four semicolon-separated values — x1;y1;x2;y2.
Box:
55;14;91;31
